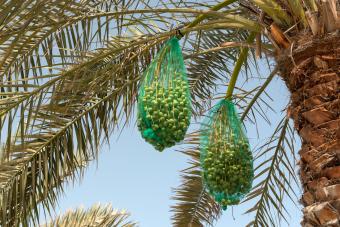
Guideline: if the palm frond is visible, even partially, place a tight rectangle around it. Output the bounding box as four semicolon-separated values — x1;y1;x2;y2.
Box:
42;204;136;227
171;133;221;227
0;34;168;226
244;117;300;227
1;0;103;80
0;5;197;85
286;0;308;27
249;0;292;26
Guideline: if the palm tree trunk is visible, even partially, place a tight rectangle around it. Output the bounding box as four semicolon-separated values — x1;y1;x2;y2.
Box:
277;32;340;226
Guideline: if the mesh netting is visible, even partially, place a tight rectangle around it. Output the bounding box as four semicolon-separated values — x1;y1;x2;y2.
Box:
200;99;253;210
137;37;191;151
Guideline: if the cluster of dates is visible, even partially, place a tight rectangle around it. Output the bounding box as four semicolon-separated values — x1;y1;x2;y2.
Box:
200;100;254;209
138;79;191;151
202;138;253;208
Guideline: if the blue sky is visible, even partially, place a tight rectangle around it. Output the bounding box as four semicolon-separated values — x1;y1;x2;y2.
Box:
44;64;303;226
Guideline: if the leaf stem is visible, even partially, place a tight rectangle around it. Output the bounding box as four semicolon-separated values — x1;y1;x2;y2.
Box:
240;66;278;121
225;32;256;100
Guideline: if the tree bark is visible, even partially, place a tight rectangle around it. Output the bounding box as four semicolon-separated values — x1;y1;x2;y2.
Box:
277;32;340;226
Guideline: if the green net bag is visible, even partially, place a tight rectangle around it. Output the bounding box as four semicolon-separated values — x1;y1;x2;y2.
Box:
200;99;253;210
137;37;191;151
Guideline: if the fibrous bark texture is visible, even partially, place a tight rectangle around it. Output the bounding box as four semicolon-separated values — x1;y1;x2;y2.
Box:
278;32;340;227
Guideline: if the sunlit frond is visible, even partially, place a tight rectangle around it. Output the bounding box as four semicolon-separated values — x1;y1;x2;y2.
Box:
42;204;136;227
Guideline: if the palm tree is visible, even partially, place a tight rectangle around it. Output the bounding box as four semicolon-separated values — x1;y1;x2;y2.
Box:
0;0;338;226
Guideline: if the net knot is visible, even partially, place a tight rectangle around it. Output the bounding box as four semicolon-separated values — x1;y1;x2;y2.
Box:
175;29;184;39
